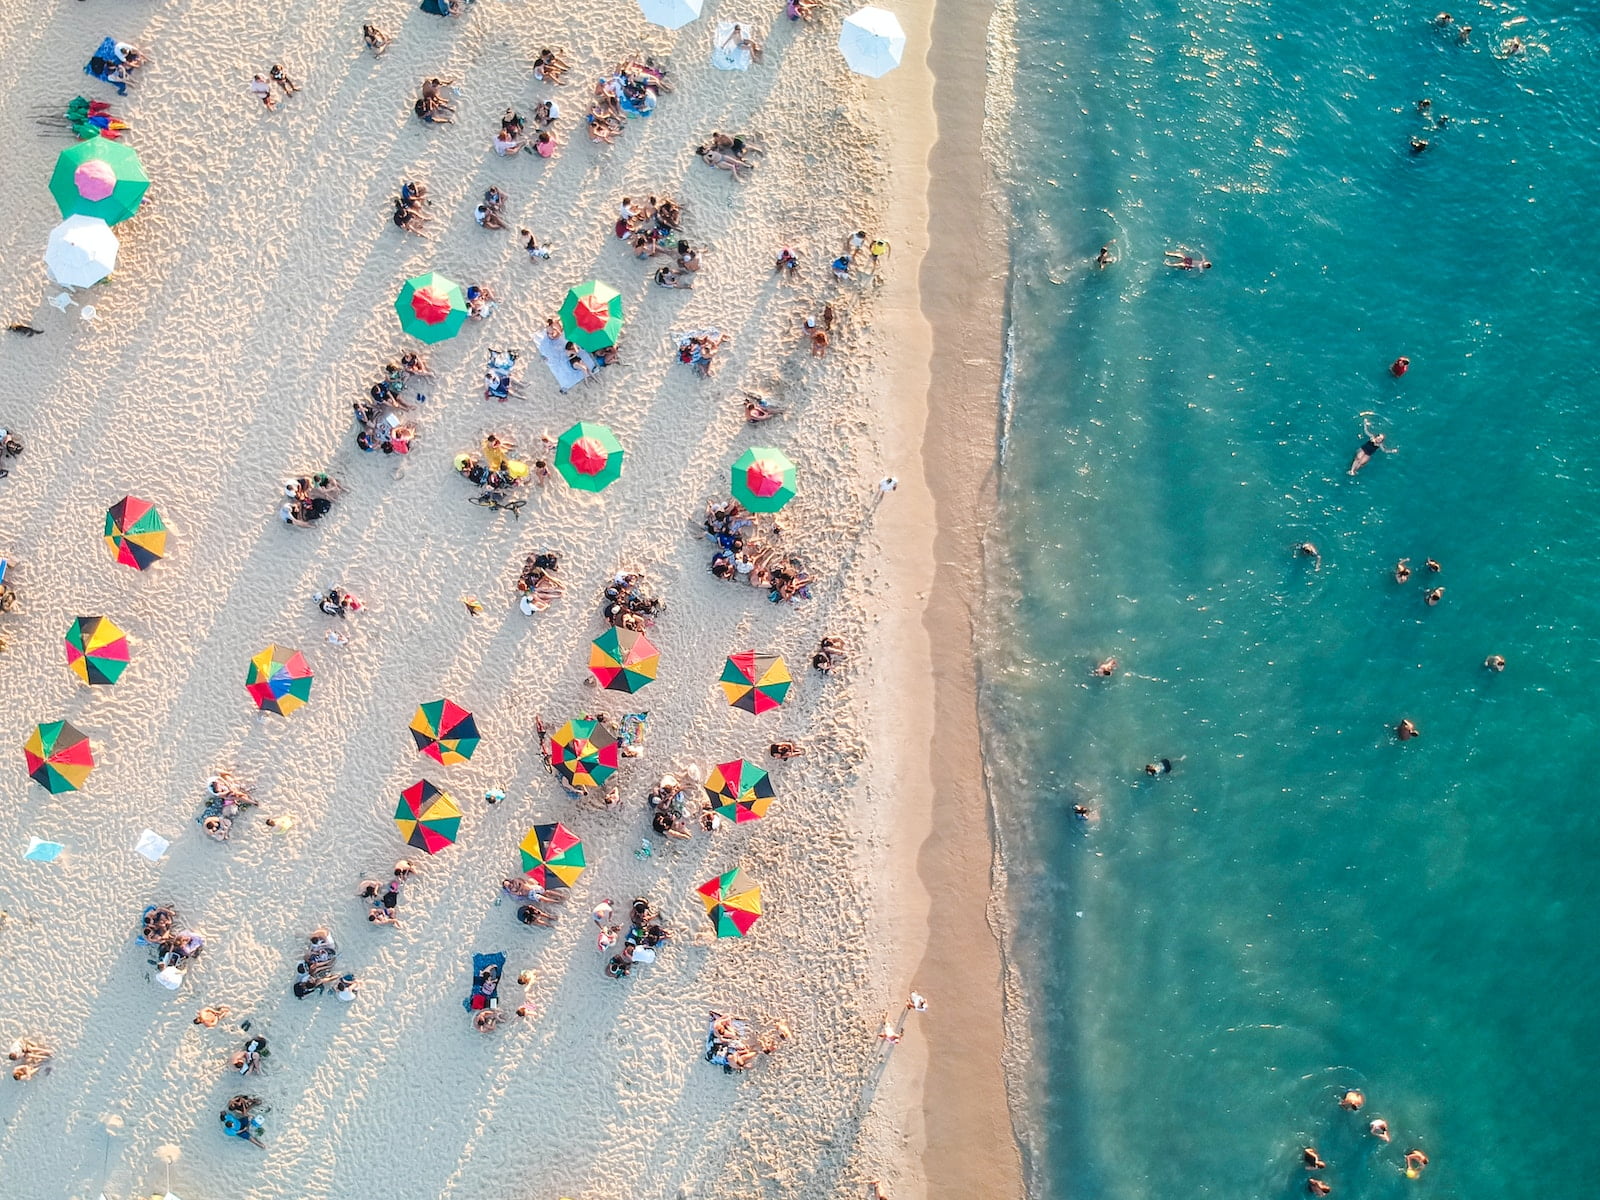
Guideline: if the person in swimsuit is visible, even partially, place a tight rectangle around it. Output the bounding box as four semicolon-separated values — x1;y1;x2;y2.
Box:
1394;558;1412;583
1302;1148;1327;1170
1403;1149;1429;1178
1396;718;1420;741
1348;418;1390;475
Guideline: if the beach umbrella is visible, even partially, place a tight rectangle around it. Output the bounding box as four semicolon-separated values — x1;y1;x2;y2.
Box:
719;651;792;714
63;615;131;685
49;138;149;225
730;447;797;513
395;271;469;343
244;645;313;716
704;759;775;823
23;720;95;794
46;215;119;288
696;867;763;938
554;421;625;491
549;719;620;788
395;779;463;853
410;698;480;765
558;280;624;351
518;822;587;889
588;627;659;693
636;0;702;28
103;495;167;570
838;6;907;77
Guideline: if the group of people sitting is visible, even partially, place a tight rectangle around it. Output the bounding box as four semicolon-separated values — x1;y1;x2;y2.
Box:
354;350;429;452
414;75;457;124
812;636;847;674
587;58;671;143
392;178;432;234
516;551;564;613
291;927;360;1000
697;131;765;181
704;1011;792;1073
199;771;258;842
483;350;522;401
220;1094;267;1148
604;897;672;979
647;771;711;840
358;859;416;926
85;37;145;95
602;572;664;630
279;473;348;527
228;1034;271;1077
139;904;206;987
8;1038;52;1083
676;329;725;376
494;103;557;157
705;499;816;602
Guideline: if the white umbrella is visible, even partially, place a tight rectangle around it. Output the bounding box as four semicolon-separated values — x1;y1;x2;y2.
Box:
839;6;906;77
46;214;119;288
637;0;702;30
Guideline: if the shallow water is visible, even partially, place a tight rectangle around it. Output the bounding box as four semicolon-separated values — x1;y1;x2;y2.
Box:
981;2;1600;1197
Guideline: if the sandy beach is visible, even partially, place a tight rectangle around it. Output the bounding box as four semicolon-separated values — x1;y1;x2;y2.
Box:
0;0;1018;1196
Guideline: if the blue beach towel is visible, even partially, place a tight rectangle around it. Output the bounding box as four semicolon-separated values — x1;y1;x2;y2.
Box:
463;951;506;1010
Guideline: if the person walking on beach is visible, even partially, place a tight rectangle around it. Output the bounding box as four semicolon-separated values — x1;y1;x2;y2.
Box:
876;476;898;505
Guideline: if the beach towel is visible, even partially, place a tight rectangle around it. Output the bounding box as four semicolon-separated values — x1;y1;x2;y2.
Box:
712;22;753;71
462;951;506;1011
619;89;655;118
537;334;594;393
619;712;649;750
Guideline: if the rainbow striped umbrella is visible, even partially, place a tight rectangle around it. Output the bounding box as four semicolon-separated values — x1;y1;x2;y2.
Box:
103;496;167;570
63;615;131;685
588;627;659;693
703;759;775;823
696;867;763;938
719;651;792;714
24;721;95;794
410;699;480;764
518;822;587;889
550;719;620;788
395;779;462;854
244;645;313;716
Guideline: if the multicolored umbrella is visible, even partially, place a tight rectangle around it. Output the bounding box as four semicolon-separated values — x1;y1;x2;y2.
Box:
103;496;166;570
696;868;763;938
410;699;480;764
704;759;775;823
549;719;620;788
719;652;792;714
23;721;95;794
49;138;149;225
554;421;625;491
518;822;587;889
244;645;313;716
588;627;659;693
395;779;463;854
395;271;469;343
558;280;624;351
63;615;131;685
730;447;798;513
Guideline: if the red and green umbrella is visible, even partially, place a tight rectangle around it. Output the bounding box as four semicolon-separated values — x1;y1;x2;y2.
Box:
23;720;95;794
395;779;463;853
704;759;775;823
518;822;586;889
49;138;149;225
410;699;480;764
395;271;469;343
63;615;131;686
245;645;313;716
730;447;797;513
558;280;624;351
696;867;763;938
588;627;659;693
550;719;620;788
103;496;167;570
555;421;625;491
719;651;792;714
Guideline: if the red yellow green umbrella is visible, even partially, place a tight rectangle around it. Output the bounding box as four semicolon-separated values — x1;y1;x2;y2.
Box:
696;867;763;938
63;615;131;685
103;496;167;570
518;822;586;889
588;627;659;693
410;699;480;764
23;720;95;793
730;447;797;513
719;652;792;714
704;759;775;823
395;779;463;853
245;645;313;716
558;280;624;351
555;422;625;491
550;719;620;788
395;271;469;343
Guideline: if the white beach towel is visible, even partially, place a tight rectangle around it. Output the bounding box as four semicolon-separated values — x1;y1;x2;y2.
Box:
537;333;595;393
712;22;753;71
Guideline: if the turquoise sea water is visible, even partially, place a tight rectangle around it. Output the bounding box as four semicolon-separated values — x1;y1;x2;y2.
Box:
982;2;1600;1198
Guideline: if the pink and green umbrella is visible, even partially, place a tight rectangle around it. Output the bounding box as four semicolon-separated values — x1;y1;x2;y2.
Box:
49;138;149;225
730;447;797;513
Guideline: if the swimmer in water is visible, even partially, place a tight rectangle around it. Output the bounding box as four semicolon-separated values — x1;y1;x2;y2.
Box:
1302;1148;1327;1170
1433;12;1452;26
1297;542;1321;570
1425;587;1444;606
1348;418;1391;476
1403;1149;1429;1178
1425;558;1440;573
1485;654;1506;671
1369;1118;1391;1142
1092;657;1118;677
1390;356;1410;377
1096;244;1113;268
1164;249;1212;270
1339;1088;1366;1110
1394;558;1412;583
1307;1182;1332;1197
1144;759;1174;777
1072;804;1094;820
1457;24;1471;43
1409;137;1430;154
1497;36;1525;57
1396;718;1420;741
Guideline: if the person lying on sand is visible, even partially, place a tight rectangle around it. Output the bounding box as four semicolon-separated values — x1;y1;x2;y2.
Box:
698;146;752;179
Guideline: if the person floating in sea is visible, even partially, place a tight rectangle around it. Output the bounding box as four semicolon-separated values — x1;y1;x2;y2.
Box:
1307;1181;1332;1197
1165;248;1211;270
1394;557;1412;583
1297;542;1321;570
1369;1118;1391;1142
1095;244;1114;269
1143;759;1174;777
1396;719;1420;742
1302;1147;1327;1170
1403;1149;1429;1179
1348;417;1392;476
1339;1088;1366;1110
1092;656;1118;677
1390;356;1410;377
1425;587;1444;607
1485;654;1506;671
